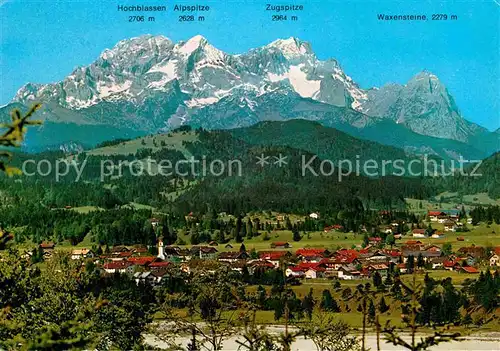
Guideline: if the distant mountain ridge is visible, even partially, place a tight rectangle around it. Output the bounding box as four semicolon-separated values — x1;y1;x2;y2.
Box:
1;34;498;157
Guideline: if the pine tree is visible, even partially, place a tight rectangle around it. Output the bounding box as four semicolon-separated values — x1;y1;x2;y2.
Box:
460;205;467;220
246;219;253;239
292;228;301;242
190;231;200;245
379;296;389;313
362;233;369;247
368;300;376;322
242;265;250;283
384;273;393;286
391;280;403;300
235;216;243;243
216;230;225;244
302;288;315;320
373;271;383;289
406;255;415;273
320;289;333;311
417;254;425;268
235;230;243;243
236;216;243;238
257;285;267;308
386;233;395;247
320;289;340;312
425;224;434;237
333;280;341;290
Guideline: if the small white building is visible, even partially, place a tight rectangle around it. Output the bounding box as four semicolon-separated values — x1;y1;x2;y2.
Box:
337;266;361;280
443;221;457;232
490;254;500;267
103;261;134;275
305;267;325;279
286;267;305;278
71;248;95;260
134;271;156;285
309;212;320;219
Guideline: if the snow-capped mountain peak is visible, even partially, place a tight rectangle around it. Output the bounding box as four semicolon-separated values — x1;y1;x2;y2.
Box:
10;34;487;144
175;35;207;55
266;37;314;59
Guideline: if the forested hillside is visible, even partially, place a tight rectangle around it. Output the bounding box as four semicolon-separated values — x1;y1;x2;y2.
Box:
429;152;500;200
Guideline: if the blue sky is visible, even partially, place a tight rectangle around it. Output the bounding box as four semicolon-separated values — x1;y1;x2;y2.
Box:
1;0;499;130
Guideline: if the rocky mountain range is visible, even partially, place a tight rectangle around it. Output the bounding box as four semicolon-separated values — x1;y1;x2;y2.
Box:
2;34;498;158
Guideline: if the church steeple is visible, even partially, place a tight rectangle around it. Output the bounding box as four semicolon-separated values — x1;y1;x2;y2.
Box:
157;237;165;260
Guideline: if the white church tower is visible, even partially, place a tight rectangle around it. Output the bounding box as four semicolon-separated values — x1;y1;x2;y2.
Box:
157;237;165;260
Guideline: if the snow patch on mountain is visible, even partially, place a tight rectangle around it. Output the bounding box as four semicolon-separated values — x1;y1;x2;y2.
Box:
265;64;320;98
185;97;219;108
148;60;179;89
66;95;99;109
267;72;286;82
149;59;178;76
98;81;132;98
288;65;321;98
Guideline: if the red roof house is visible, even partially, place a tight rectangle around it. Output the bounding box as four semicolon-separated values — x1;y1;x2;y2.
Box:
127;256;155;267
461;266;479;274
271;242;290;249
259;251;290;260
149;261;171;269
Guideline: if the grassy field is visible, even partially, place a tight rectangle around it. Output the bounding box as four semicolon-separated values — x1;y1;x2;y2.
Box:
462;193;500;206
173;222;499;253
87;131;198;158
411;223;499;250
189;230;360;252
67;205;104;214
405;194;500;216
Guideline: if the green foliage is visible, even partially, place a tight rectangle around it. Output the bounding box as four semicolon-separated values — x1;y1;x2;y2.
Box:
95;137;131;148
302;288;315;320
372;272;383;289
465;270;500;311
0;104;42;175
383;272;463;351
385;233;395;246
155;268;242;351
438;152;500;199
298;311;361;351
0;204;158;246
379;297;389;314
442;243;453;256
320;289;340;313
0;250;154;350
470;205;500;225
